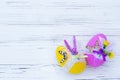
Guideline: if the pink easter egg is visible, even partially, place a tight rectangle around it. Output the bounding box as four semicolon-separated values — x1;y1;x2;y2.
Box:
85;33;107;67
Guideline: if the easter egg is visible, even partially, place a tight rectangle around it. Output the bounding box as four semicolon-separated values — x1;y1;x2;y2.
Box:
68;61;86;74
85;33;107;67
56;46;70;67
56;46;86;74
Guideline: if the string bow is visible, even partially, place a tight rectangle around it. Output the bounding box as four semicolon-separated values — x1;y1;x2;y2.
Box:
93;48;107;61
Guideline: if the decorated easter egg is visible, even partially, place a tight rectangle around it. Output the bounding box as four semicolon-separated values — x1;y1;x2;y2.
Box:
56;46;86;74
85;33;107;67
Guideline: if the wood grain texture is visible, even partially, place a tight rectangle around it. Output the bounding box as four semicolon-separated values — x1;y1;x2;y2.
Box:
0;0;120;79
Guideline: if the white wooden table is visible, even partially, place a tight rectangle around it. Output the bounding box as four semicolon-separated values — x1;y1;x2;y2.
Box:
0;0;120;80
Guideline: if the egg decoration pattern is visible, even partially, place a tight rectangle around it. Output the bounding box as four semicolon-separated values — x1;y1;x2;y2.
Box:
85;33;114;67
56;36;87;74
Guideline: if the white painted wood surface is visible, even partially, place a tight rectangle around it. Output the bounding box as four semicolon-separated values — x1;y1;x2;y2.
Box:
0;0;120;79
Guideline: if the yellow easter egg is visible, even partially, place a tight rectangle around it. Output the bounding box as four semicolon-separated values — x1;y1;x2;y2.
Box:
109;52;114;59
69;61;86;74
56;46;70;67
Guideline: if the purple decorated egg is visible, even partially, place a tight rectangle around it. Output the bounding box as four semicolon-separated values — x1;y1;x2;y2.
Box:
85;33;107;67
